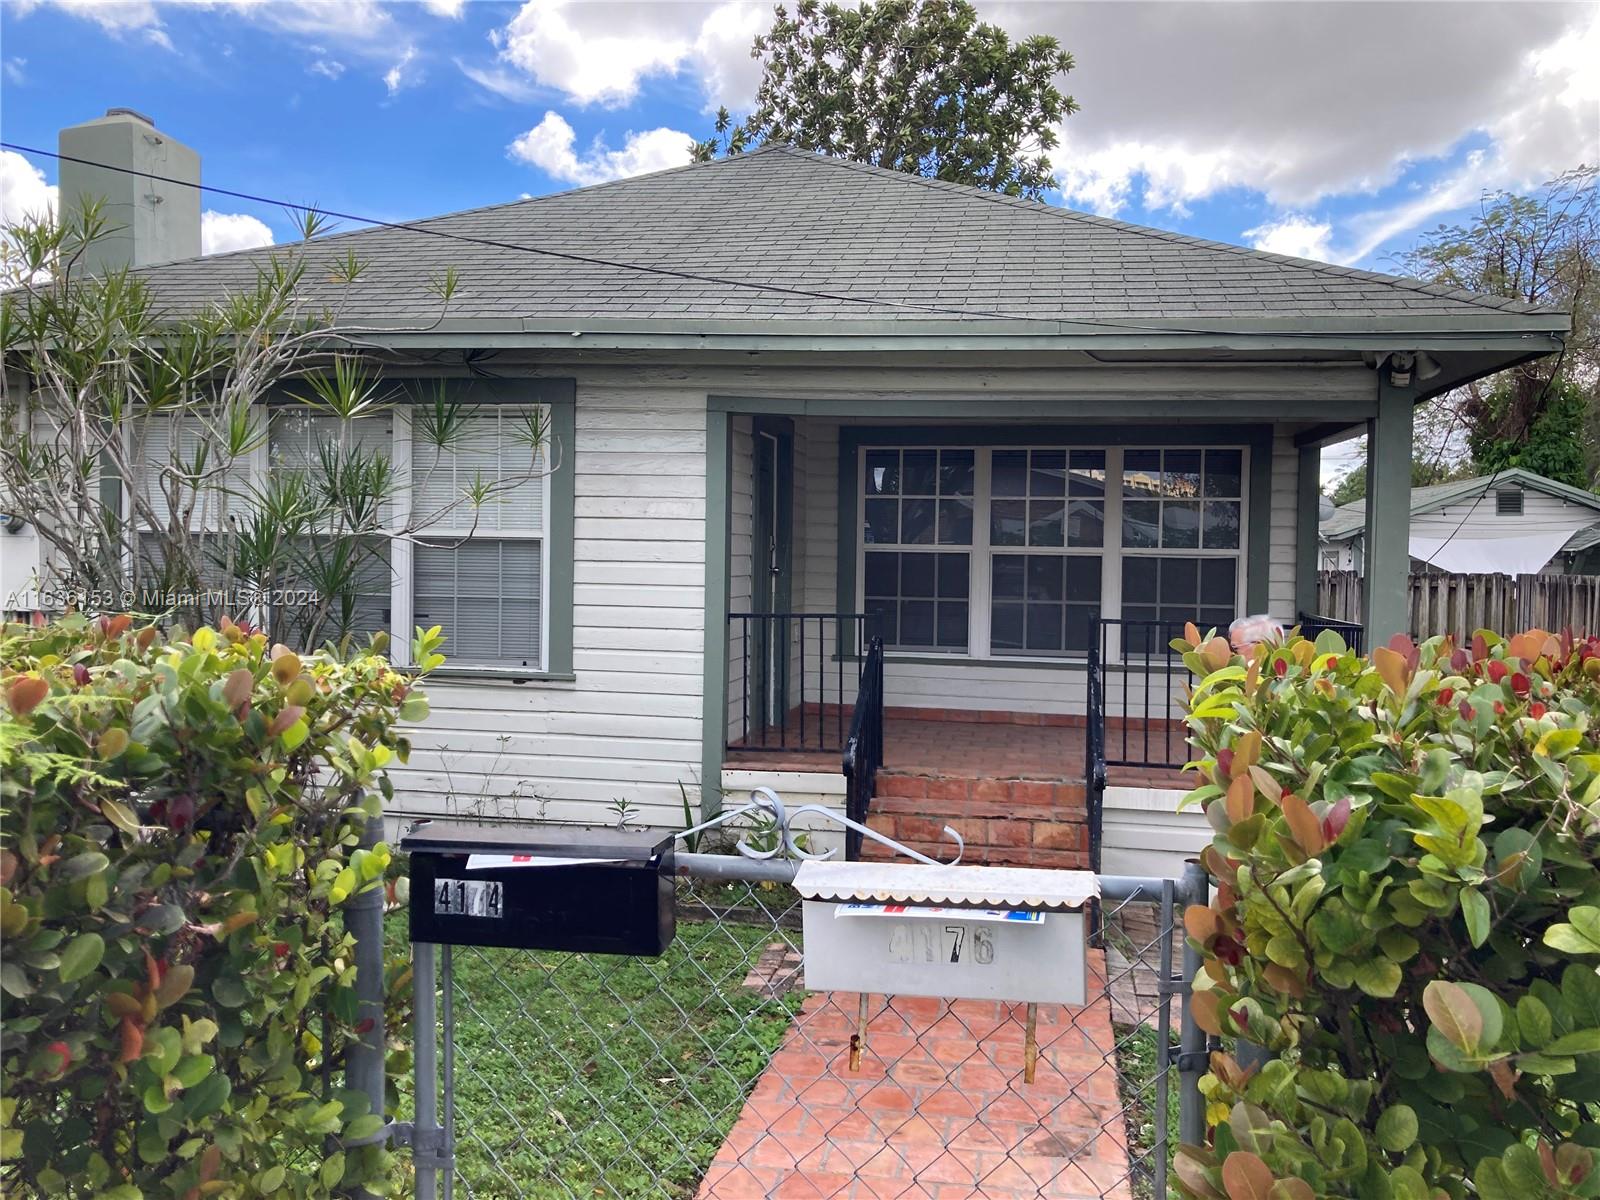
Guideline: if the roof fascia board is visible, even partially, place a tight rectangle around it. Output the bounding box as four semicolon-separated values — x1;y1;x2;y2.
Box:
706;395;1378;422
348;329;1566;355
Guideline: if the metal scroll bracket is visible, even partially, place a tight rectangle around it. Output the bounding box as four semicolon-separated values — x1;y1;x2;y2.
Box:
675;785;964;866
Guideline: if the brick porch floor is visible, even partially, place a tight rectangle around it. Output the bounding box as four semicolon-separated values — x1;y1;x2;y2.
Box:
697;954;1133;1200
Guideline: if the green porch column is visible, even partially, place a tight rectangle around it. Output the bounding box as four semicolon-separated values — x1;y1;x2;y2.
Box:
1295;443;1321;618
1362;376;1414;643
701;409;731;821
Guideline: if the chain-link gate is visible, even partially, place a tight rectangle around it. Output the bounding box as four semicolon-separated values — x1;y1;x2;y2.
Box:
399;845;1207;1200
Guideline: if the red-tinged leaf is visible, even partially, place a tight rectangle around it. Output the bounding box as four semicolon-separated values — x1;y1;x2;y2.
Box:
1280;792;1325;856
1373;646;1410;695
1423;980;1483;1052
104;613;131;639
1201;636;1233;672
199;1144;222;1184
1320;795;1352;844
222;668;253;711
119;1016;144;1063
1489;1059;1518;1101
1184;621;1202;647
1488;659;1509;684
1226;775;1255;824
1232;730;1262;775
1248;765;1282;804
1184;904;1219;943
1473;632;1489;662
5;675;48;715
354;1017;375;1035
267;705;305;737
1220;1151;1276;1200
1191;990;1223;1036
1174;1147;1225;1200
1539;1140;1560;1186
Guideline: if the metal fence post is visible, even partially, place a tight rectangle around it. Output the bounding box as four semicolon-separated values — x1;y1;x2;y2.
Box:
1177;860;1209;1150
344;814;386;1198
413;941;442;1200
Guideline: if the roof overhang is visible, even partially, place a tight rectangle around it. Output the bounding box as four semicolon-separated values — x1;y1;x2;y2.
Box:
341;314;1566;357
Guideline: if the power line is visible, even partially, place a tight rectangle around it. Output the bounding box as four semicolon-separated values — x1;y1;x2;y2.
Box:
3;141;1533;344
4;141;1054;325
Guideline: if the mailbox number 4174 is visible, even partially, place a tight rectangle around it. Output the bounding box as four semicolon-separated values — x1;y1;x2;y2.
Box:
434;878;504;919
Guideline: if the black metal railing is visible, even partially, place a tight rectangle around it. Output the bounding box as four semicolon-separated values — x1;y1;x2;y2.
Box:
1095;617;1192;771
1084;642;1109;874
1297;612;1365;654
842;636;885;861
727;612;868;753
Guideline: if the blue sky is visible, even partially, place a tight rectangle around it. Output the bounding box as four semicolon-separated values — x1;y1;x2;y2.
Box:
2;0;1596;477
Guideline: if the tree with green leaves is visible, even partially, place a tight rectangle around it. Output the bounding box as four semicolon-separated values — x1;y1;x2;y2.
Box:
691;0;1077;199
1392;166;1598;487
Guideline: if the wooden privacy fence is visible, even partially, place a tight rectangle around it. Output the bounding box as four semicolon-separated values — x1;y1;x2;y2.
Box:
1318;570;1600;640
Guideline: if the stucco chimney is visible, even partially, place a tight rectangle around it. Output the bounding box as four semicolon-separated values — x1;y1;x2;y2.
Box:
58;108;201;272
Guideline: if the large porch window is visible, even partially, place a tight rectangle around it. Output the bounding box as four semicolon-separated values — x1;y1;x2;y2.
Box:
857;444;1246;660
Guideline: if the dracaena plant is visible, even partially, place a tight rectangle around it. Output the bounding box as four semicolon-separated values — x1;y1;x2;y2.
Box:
0;201;555;649
1170;624;1600;1200
0;613;445;1195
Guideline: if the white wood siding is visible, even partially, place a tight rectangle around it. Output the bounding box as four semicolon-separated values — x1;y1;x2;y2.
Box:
393;374;708;829
385;358;1354;830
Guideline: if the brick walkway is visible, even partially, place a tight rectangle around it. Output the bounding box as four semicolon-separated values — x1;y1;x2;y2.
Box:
698;957;1134;1200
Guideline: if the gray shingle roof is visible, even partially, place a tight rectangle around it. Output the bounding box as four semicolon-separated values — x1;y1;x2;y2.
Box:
133;145;1568;330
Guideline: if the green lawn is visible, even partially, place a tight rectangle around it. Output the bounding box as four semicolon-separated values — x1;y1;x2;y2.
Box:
412;882;804;1199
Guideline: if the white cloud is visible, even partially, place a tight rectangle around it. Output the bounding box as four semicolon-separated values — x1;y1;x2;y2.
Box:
309;57;345;80
1243;214;1335;263
4;58;26;85
0;150;58;226
457;60;540;103
487;0;763;110
508;112;693;187
12;0;401;59
421;0;464;16
200;210;274;255
384;45;417;95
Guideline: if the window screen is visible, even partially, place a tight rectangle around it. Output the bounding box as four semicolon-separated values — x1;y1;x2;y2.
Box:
414;540;542;667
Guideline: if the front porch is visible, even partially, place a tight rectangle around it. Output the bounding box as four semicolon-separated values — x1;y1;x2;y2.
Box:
705;402;1395;872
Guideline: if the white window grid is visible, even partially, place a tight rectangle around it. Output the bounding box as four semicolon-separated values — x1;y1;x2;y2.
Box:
856;444;1249;664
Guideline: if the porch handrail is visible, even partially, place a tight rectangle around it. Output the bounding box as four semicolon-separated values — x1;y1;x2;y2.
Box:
1096;617;1190;770
727;612;867;753
841;635;885;862
1084;642;1108;874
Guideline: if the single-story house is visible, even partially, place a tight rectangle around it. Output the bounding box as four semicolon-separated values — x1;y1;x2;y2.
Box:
1321;467;1600;576
16;109;1570;874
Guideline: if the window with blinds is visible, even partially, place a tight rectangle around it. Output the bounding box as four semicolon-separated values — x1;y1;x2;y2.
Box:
409;408;547;668
129;411;253;530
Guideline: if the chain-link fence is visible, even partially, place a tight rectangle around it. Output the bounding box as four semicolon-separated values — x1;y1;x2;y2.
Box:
404;854;1206;1200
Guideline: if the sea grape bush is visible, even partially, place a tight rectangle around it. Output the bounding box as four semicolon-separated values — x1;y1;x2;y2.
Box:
0;614;443;1196
1172;625;1600;1200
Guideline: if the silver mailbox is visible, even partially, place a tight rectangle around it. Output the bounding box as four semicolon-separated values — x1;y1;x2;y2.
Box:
794;860;1096;1006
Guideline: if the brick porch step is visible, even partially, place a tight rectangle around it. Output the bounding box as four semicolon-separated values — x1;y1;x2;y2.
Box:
863;771;1090;870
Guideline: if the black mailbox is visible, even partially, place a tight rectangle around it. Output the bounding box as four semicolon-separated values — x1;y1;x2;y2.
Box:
401;822;675;956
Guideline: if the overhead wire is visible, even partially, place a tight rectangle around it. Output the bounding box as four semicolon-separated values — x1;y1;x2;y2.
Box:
0;141;1513;343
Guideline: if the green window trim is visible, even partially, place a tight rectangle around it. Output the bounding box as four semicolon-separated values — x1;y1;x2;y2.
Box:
382;376;575;678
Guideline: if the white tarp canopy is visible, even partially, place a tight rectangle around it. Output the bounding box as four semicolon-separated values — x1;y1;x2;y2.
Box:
1409;525;1589;576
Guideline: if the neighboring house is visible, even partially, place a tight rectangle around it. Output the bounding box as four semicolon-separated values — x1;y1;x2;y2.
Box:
16;109;1569;874
1321;468;1600;577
